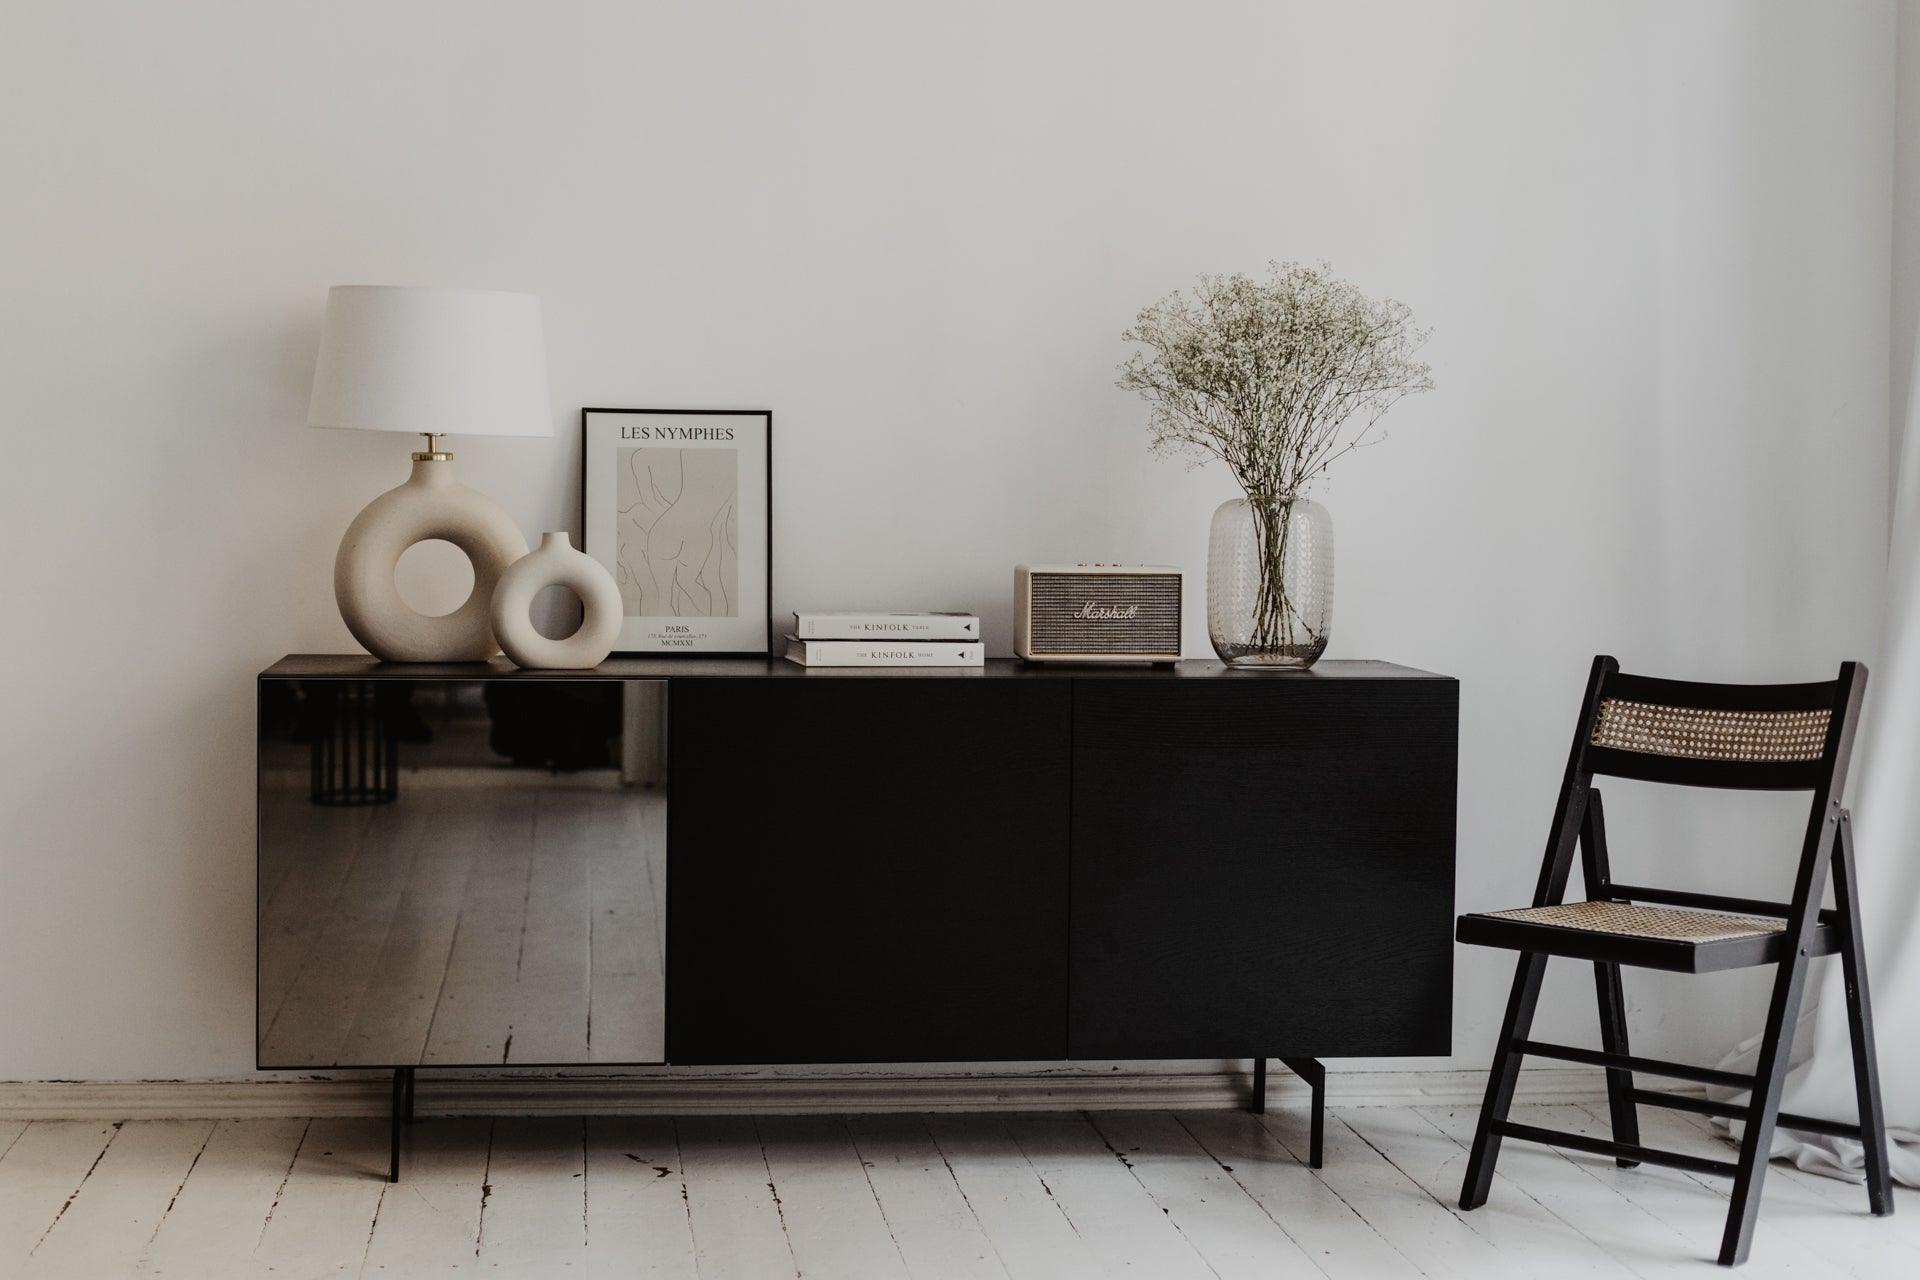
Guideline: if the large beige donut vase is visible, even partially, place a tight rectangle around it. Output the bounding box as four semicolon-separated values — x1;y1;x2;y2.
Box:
490;531;623;669
334;458;529;661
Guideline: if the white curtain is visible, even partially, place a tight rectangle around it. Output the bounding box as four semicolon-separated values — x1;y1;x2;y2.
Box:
1715;352;1920;1186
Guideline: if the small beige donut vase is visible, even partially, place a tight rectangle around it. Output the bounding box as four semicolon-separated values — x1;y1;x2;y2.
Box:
334;458;529;661
490;532;623;669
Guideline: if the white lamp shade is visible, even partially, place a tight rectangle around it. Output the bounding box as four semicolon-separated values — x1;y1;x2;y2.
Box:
307;286;552;438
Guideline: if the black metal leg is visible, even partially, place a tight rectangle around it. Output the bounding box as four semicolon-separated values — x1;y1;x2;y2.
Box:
387;1074;407;1182
1461;951;1548;1210
382;1066;412;1189
1594;961;1639;1167
1280;1057;1325;1168
1251;1057;1266;1114
1834;815;1892;1216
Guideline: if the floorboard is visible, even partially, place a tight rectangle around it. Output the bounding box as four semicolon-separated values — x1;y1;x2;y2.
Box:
1674;1108;1920;1253
1342;1104;1637;1278
923;1113;1106;1280
1416;1103;1709;1279
138;1117;310;1278
0;1107;1904;1277
1510;1104;1840;1277
1003;1111;1213;1278
1086;1109;1321;1279
360;1116;490;1276
0;1121;120;1275
582;1116;698;1278
1579;1102;1903;1279
253;1117;391;1279
676;1115;798;1280
757;1115;911;1279
24;1118;214;1278
846;1113;1009;1280
476;1116;588;1271
1256;1105;1507;1280
1177;1109;1420;1278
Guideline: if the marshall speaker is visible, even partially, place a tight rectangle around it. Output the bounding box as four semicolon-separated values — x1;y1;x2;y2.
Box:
1014;564;1183;663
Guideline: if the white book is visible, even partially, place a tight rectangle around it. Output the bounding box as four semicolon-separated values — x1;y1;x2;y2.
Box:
784;636;985;667
792;611;979;640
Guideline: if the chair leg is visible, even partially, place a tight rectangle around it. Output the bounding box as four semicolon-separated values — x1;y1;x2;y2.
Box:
1718;949;1815;1266
1250;1057;1266;1115
1461;950;1548;1210
1593;961;1639;1167
1834;814;1892;1216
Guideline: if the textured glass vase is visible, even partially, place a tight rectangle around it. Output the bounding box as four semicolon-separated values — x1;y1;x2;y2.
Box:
1207;495;1334;668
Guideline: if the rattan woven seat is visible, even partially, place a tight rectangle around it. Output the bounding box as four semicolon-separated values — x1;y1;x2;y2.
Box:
1458;896;1838;974
1478;900;1783;943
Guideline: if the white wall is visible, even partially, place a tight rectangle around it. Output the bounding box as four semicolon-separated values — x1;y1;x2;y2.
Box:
0;0;1894;1081
1897;0;1920;470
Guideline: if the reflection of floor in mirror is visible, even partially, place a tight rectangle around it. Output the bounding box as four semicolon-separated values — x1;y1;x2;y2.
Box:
257;786;666;1068
1;1103;1902;1277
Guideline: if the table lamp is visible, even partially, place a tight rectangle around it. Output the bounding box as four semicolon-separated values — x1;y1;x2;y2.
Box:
307;286;551;661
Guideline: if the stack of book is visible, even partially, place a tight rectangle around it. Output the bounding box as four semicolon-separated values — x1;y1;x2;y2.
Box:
784;611;983;667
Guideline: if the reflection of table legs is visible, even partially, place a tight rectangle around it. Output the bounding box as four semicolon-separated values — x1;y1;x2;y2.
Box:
1249;1056;1325;1168
388;1067;415;1182
309;682;399;806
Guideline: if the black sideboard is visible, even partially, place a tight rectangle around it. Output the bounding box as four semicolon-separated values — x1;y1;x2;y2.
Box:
258;655;1457;1178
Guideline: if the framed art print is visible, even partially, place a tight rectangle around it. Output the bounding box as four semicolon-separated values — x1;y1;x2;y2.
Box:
582;408;772;655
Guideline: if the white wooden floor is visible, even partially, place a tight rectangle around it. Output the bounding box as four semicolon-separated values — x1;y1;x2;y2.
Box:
0;1102;1908;1278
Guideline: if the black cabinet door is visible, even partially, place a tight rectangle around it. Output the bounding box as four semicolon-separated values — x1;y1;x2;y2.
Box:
667;678;1071;1064
1069;677;1457;1059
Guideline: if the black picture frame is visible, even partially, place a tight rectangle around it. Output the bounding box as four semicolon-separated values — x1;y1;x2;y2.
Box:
580;407;773;656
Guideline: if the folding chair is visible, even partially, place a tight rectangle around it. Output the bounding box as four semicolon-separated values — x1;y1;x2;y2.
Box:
1454;655;1890;1266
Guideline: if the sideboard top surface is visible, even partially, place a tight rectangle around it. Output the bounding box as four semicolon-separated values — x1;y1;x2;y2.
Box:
262;654;1454;682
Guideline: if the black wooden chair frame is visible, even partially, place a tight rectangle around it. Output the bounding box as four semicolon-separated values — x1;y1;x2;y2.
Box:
1455;655;1891;1267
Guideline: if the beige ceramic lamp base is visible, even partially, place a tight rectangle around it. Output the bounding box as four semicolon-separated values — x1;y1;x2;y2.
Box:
334;452;529;662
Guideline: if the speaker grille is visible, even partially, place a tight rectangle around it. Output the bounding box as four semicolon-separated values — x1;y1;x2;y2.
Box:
1029;573;1180;654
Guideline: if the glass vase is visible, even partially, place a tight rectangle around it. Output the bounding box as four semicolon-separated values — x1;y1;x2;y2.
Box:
1207;495;1334;668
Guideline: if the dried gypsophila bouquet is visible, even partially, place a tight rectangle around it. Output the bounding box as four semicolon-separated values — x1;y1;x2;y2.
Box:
1119;260;1434;502
1119;261;1434;654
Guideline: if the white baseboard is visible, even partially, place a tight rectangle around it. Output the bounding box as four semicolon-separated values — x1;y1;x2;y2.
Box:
0;1067;1660;1121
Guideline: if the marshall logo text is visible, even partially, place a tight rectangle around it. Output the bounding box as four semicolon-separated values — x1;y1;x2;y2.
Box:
1073;601;1140;621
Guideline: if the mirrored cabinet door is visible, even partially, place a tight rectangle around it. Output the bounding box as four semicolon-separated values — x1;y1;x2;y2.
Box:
257;678;667;1069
